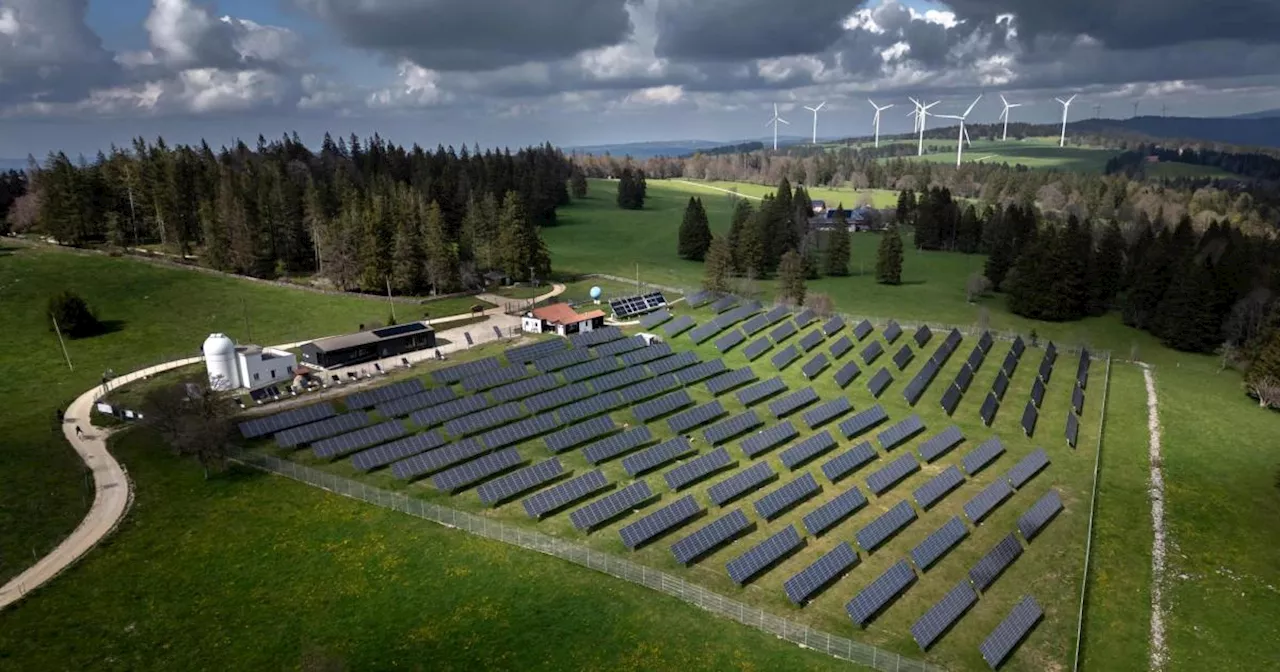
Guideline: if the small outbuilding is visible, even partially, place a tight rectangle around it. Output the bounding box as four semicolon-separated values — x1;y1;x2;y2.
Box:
202;333;298;391
299;322;436;369
521;303;606;336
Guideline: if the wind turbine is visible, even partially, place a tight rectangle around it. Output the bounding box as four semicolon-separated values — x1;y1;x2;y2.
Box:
868;99;894;148
1132;101;1140;118
766;103;790;151
934;95;983;167
803;101;826;144
1093;103;1102;118
1161;103;1169;117
1054;94;1077;148
908;97;940;156
998;94;1022;141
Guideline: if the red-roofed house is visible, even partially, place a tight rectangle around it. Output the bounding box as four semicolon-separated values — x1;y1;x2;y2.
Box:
522;303;607;336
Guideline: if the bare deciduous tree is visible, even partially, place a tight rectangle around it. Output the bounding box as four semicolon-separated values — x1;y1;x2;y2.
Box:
806;293;835;317
965;273;991;303
142;376;236;479
1247;377;1280;409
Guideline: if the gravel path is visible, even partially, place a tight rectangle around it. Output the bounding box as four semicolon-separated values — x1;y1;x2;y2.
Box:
1143;365;1169;671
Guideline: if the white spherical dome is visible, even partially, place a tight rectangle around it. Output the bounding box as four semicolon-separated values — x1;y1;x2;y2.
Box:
202;333;236;357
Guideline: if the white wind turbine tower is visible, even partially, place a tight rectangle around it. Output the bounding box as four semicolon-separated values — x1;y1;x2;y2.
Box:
766;103;790;151
934;95;983;167
803;101;826;144
998;94;1022;141
868;99;894;148
908;97;940;156
1055;94;1077;147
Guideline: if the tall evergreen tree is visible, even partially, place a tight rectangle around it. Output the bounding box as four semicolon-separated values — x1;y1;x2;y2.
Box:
1122;228;1173;330
777;250;806;306
677;196;712;260
1155;259;1223;353
726;199;754;273
824;204;850;276
737;210;769;277
569;164;588;199
876;226;904;285
422;200;459;293
895;189;915;227
702;237;733;294
1091;221;1125;314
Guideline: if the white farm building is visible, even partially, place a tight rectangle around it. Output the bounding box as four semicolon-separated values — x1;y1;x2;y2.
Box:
202;333;298;392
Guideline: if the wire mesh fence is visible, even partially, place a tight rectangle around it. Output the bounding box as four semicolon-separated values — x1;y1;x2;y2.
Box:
235;450;945;672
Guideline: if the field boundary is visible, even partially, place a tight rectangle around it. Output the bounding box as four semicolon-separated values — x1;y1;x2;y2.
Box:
235;450;945;672
1073;352;1114;671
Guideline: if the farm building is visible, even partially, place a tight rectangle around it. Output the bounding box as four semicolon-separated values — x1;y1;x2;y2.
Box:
299;322;436;369
522;303;607;336
202;333;298;391
808;205;890;232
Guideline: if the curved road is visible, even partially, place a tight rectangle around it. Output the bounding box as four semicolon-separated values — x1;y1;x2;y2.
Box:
0;283;564;610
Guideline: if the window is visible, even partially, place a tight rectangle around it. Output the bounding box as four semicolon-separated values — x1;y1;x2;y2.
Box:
270;369;276;379
287;366;293;374
253;372;260;381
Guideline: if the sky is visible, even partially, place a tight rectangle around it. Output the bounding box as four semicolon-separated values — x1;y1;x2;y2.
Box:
3;0;1280;157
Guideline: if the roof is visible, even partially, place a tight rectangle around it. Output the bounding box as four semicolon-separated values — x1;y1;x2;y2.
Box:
306;321;433;353
530;303;605;325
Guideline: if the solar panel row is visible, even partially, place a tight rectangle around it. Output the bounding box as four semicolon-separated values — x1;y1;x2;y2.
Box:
969;533;1023;592
489;374;560;403
771;344;801;370
534;348;596;373
524;381;593;414
962;437;1006;475
562;356;622;383
570;481;653;531
590;365;652;394
802;397;852;429
569;326;624;348
713;329;746;353
893;345;915;370
618;373;680;403
736;376;787;406
594;334;648;357
856;500;918;551
411;393;492;428
477;413;560;450
781;430;838;469
633;390;694;423
639;308;673;329
702;410;763;445
671;509;751;565
431;448;523;493
476;458;564;505
344;378;427;410
755;472;820;520
710;294;739;313
822;315;846;336
784;542;859;605
350;430;448;471
664;447;734;491
443;401;525;437
1006;448;1050;489
664;315;697;337
667;400;727;434
1017;488;1063;541
861;340;885;364
822;442;879;483
964;478;1014;524
918;425;966;462
829;335;854;360
846;559;916;627
867;367;894;398
619;495;702;549
910;516;969;572
803;486;867;536
706;366;758;396
853;319;874;340
884;320;903;343
544;415;618;453
769;386;819;418
622;436;696;476
276;411;371;448
798;329;824;352
504;338;567;365
743;337;774;361
431;356;502;384
522;470;611;518
582;426;654;464
376;387;458;418
674;359;728;385
913;465;966;510
726;525;802;585
741;313;770;335
770;320;798;343
834;361;862;388
648;350;700;375
312;420;409;459
866;452;921;496
911;580;977;651
913;324;933;348
238;402;337;439
740;421;800;458
878;414;926;451
688;321;723;345
838;404;889;441
979;595;1044;669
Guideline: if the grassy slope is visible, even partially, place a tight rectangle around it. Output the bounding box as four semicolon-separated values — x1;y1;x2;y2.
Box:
675;180;902;209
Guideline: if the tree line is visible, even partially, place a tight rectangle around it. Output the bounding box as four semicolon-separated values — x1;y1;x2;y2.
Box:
1105;145;1280;181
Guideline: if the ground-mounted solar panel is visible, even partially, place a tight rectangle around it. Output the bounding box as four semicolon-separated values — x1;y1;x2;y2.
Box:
912;324;933;348
714;304;761;331
675;359;729;385
828;335;854;360
790;308;815;327
1046;341;1058;361
743;337;774;361
706;366;759;396
569;326;624;349
893;345;915;371
1072;383;1085;416
961;437;1006;476
407;405;485;440
664;315;697;337
979;392;1000;426
609;291;668;319
940;384;962;416
918;426;965;463
911;580;978;651
620;342;674;367
594;335;648;357
866;453;921;496
801;353;830;380
714;329;746;353
524;381;593;414
771;344;802;370
478;412;560;450
562;356;623;383
504;338;567;365
1018;489;1064;542
802;397;852;430
581;425;653;464
686;289;715;308
964;478;1015;524
833;361;862;389
798;329;824;353
785;542;858;605
902;378;927;407
979;595;1044;669
1038;358;1054;384
1030;377;1046;409
312;420;410;459
239;402;338;439
589;366;653;395
822;315;845;336
965;347;986;374
884;320;903;344
1006;448;1050;489
569;481;654;531
1077;360;1090;390
1011;336;1026;357
754;472;820;520
618;373;679;405
992;371;1010;401
736;376;787;406
664;447;734;491
803;486;867;536
913;466;965;511
688;321;722;345
1020;401;1039;437
867;367;894;398
431;356;503;385
726;525;803;585
633;389;694;423
740;421;799;458
861;340;884;365
945;328;963;348
759;305;788;324
350;430;449;471
969;533;1024;593
476;457;565;505
670;509;752;565
639;308;673;329
1065;412;1080;448
708;462;776;505
443;401;525;437
703;410;763;445
856;500;918;552
910;516;969;572
276;411;371;448
1002;351;1019;377
534;347;596;374
955;364;975;394
431;447;524;493
822;442;879;482
770;320;798;343
343;378;427;410
488;374;559;404
667;400;728;434
648;350;700;375
741;313;770;335
376;386;458;418
389;437;487;480
710;294;739;313
877;414;925;451
780;430;838;469
623;436;696;476
846;559;916;627
769;386;819;418
853;319;874;340
544;415;618;453
619;495;702;550
978;331;994;353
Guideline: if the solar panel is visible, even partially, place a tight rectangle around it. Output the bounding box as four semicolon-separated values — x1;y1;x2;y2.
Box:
913;325;933;348
1072;383;1085;415
1006;448;1050;489
703;410;763;445
276;412;371;448
431;356;502;384
785;542;858;605
979;392;1000;426
1011;335;1026;357
714;329;746;353
893;345;915;370
822;442;879;482
754;472;820;520
1077;360;1090;390
688;322;723;345
670;509;752;565
431;448;524;493
639;308;673;329
708;462;776;506
619;495;703;549
706;366;759;396
736;376;787;406
743;337;774;361
489;374;560;403
741;313;770;335
710;294;739;313
533;348;594;373
770;320;798;343
771;344;801;370
846;559;916;627
826;362;858;391
877;414;925;451
768;386;819;418
648;350;700;375
569;325;624;348
1066;412;1080;448
524;381;593;414
910;516;969;571
970;533;1024;593
344;378;427;410
240;403;338;438
610;291;668;319
1046;341;1058;361
913;466;965;511
407;396;493;430
945;328;963;348
595;335;648;357
569;481;654;531
389;437;487;479
667;400;727;434
803;486;867;536
992;370;1010;401
714;303;761;331
633;389;694;423
620;342;674;368
955;364;975;393
562;357;622;383
686;290;715;307
979;331;994;353
829;335;854;360
674;359;728;385
544;415;618;453
726;525;803;585
884;320;903;344
1031;377;1046;408
763;305;791;324
476;458;565;505
581;425;654;464
792;308;816;328
590;365;653;394
443;402;525;437
504;338;567;365
911;580;978;651
856;500;918;551
939;385;962;416
918;426;965;463
617;374;679;406
351;430;449;471
962;437;1006;475
798;329;824;352
1001;351;1019;377
853;319;874;340
664;447;734;491
802;397;852;430
740;421;799;458
822;315;846;336
964;478;1015;524
867;367;894;398
965;348;986;374
781;430;838;469
478;412;560;450
622;436;696;476
664;315;697;337
866;453;921;496
861;340;884;365
1020;401;1039;437
312;420;410;459
979;595;1044;669
801;353;829;380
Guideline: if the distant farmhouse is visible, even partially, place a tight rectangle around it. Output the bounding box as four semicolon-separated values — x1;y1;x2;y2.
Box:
805;199;892;233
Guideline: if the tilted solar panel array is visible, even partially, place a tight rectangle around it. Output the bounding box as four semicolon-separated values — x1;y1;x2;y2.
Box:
633;389;694;422
708;461;776;506
343;378;427;410
979;595;1044;669
461;365;528;392
620;342;674;367
798;329;824;352
674;359;728;385
619;373;680;403
823;315;845;336
794;308;817;327
276;412;371;448
639;308;673;329
476;458;564;505
710;294;739;313
490;374;560;403
911;580;977;650
829;335;854;359
703;410;763;444
978;331;994;353
623;436;696;476
962;437;1006;475
893;345;916;370
781;430;838;469
350;430;449;471
590;366;652;394
769;386;819;418
866;452;921;495
664;315;696;337
389;437;487;480
853;319;874;340
763;305;791;324
903;359;942;406
544;415;618;453
706;366;758;396
667;400;727;434
239;402;337;439
562;356;622;383
801;353;829;380
839;404;888;439
741;313;770;335
992;370;1010;400
431;448;523;493
918;425;965;462
609;291;667;319
884;320;903;343
910;516;969;571
725;525;802;585
312;420;409;459
754;473;820;520
443;402;525;437
504;338;566;364
685;290;715;307
431;356;502;384
822;442;879;483
834;361;862;389
940;385;962;416
1066;412;1080;448
648;350;700;375
846;559;916;627
524;381;593;414
964;478;1015;524
803;486;867;536
1030;377;1046;408
1018;488;1063;541
714;303;761;330
477;413;561;450
784;542;859;605
569;325;624;348
670;509;751;565
377;387;458;418
770;320;798;343
979;392;1000;426
664;447;733;490
582;426;654;464
771;344;801;370
914;324;933;348
595;335;648;357
740;421;799;458
856;500;918;551
913;465;965;511
743;337;773;361
736;376;787;406
861;340;885;365
1006;448;1050;489
713;329;746;353
802;397;852;429
1072;383;1085;415
569;481;653;531
867;367;894;398
969;533;1023;592
878;414;926;451
687;322;722;345
619;495;702;549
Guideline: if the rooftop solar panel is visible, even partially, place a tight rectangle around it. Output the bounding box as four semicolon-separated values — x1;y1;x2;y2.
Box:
861;340;885;365
769;386;819;418
801;353;830;379
910;516;969;571
477;413;560;450
846;559;917;627
581;425;654;464
803;486;868;536
431;448;524;493
389;437;487;479
664;447;734;491
770;320;798;343
619;341;674;367
504;338;567;365
771;344;802;370
619;495;702;549
534;348;595;373
781;430;838;469
670;509;752;565
710;294;739;313
594;335;648;357
866;453;921;496
1030;377;1046;408
350;430;449;471
706;366;759;396
688;322;723;345
736;376;787;406
856;499;918;552
476;458;565;505
1020;401;1039;437
443;401;525;437
569;481;654;531
964;478;1015;524
524;381;593;414
544;415;618;453
969;533;1024;593
726;525;803;585
743;337;774;361
312;420;410;459
979;596;1044;669
639;308;673;329
667;400;728;434
940;384;962;416
633;389;694;423
893;345;915;370
829;335;854;360
918;426;965;463
962;437;1006;475
740;421;799;458
911;580;978;651
853;319;874;340
664;315;697;337
1018;489;1064;541
562;357;623;383
343;378;427;410
648;350;700;375
913;325;933;348
674;359;729;385
867;367;894;398
741;313;770;335
1006;448;1050;489
1066;412;1079;448
784;542;859;605
714;329;746;353
569;326;624;348
802;397;852;430
913;466;966;511
877;414;926;451
822;442;879;483
822;315;846;336
489;374;560;403
884;320;903;344
755;472;821;520
590;366;653;394
798;329;824;352
276;411;371;448
703;410;763;445
979;392;1000;426
708;462;776;506
431;356;502;384
622;436;697;476
240;403;339;439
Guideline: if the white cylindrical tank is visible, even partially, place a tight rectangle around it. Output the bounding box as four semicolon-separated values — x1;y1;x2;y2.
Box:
202;333;240;390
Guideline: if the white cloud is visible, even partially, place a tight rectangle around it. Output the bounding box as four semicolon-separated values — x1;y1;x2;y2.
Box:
367;60;452;108
623;84;684;106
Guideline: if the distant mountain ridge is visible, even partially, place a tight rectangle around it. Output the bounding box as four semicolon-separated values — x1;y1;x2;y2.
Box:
567;136;809;158
1230;109;1280;120
1072;116;1280;149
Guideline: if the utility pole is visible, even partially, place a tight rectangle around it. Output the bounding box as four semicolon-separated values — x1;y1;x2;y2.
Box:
51;314;74;371
635;262;640;294
385;276;397;323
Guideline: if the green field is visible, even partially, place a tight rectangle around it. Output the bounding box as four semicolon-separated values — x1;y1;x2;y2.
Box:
821;135;1119;173
674;180;902;209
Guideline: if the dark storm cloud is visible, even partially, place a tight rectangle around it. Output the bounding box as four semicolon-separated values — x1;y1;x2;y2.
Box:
0;0;122;103
295;0;633;71
652;0;863;60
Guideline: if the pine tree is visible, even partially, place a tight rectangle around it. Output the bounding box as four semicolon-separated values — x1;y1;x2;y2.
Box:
422;200;459;293
1006;226;1056;319
895;189;915;227
824;204;850;276
956;204;982;253
777;250;806;306
737;210;770;278
677;197;712;260
1122;228;1173;330
1155;259;1223;353
1091;221;1125;314
615;169;634;209
391;201;424;294
570;164;588;199
726;199;754;273
876;226;904;285
702;237;733;294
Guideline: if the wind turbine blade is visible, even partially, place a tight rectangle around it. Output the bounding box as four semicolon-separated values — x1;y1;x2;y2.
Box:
815;101;826;111
883;103;894;110
1054;97;1065;105
778;117;790;125
1067;94;1078;104
964;94;983;118
766;118;774;128
1000;93;1009;106
908;97;921;107
868;99;878;109
998;107;1008;121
